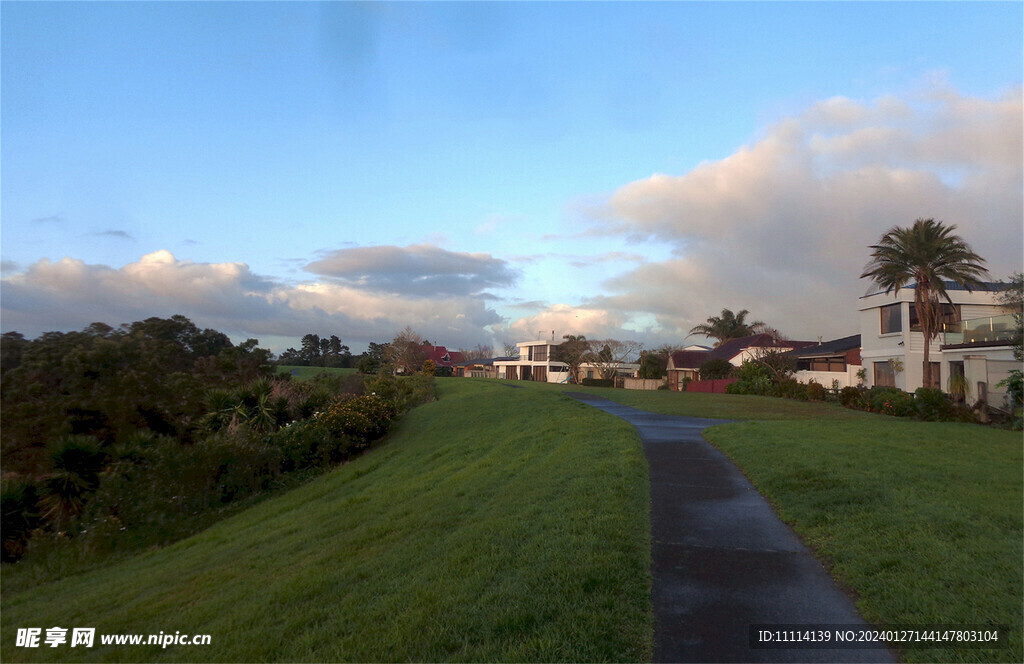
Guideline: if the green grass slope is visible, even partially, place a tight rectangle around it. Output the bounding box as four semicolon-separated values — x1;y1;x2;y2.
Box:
2;379;652;662
580;383;1023;663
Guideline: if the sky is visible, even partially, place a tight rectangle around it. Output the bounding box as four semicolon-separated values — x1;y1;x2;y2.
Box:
2;1;1022;354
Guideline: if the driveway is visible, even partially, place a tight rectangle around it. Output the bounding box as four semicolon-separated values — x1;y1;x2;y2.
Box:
567;392;894;663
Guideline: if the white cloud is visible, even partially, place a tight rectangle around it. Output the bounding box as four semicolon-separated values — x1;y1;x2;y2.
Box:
587;84;1023;341
305;243;518;296
1;250;504;350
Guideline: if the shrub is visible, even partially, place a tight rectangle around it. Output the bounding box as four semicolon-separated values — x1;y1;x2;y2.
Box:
914;387;953;421
40;436;108;527
698;358;734;380
727;362;772;395
318;393;399;448
866;387;914;417
769;378;808;401
270;419;336;471
805;381;827;401
839;386;867;410
581;378;614;387
2;478;41;562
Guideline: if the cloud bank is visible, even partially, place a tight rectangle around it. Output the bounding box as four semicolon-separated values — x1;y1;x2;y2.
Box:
583;83;1022;341
1;248;506;350
305;244;517;296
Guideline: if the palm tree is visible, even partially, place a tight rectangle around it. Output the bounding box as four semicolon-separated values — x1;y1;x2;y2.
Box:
688;309;769;347
861;218;989;390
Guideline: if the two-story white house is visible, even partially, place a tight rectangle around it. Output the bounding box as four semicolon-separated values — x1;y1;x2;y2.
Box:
494;339;639;383
494;340;570;383
858;281;1017;407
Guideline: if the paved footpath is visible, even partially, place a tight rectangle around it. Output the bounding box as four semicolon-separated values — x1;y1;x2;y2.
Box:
567;393;894;663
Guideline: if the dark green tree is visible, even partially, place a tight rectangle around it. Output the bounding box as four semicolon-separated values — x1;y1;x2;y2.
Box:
552;335;590;384
688;309;769;347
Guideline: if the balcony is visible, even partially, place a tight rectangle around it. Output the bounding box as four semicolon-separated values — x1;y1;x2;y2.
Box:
943;314;1020;347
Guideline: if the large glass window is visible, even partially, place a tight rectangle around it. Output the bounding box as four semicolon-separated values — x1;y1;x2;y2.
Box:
880;304;902;334
909;304;960;332
531;345;548;362
874;361;896;387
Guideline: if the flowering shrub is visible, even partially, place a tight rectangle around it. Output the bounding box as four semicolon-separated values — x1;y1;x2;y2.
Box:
318;394;397;446
866;387;914;417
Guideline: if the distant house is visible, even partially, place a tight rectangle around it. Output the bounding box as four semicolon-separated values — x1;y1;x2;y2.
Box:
785;335;862;388
666;334;815;390
453;357;517;379
858;281;1017;406
422;345;464;370
493;340;639;383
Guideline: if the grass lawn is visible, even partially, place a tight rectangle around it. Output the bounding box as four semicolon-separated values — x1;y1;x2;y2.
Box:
563;383;1023;663
1;379;652;662
275;365;358;379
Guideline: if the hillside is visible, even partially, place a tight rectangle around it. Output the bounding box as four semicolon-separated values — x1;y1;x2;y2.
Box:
1;379;652;662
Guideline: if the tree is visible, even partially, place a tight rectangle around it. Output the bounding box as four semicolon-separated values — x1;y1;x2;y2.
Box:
300;334;322;365
552;335;590;384
459;344;494;361
502;342;519;358
996;272;1023;361
688;309;769;347
861;218;989;389
996;272;1023;419
357;342;390;374
587;339;642;379
386;327;427;374
698;358;733;380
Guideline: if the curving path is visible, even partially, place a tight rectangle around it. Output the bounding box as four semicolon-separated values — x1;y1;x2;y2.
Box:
567;393;894;663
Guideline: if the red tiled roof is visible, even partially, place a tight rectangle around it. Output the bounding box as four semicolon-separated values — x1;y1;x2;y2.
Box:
421;345;464;367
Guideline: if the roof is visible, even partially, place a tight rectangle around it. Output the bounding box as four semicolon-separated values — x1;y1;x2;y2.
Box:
783;334;861;359
669;333;816;370
421;345;464;367
862;280;1005;298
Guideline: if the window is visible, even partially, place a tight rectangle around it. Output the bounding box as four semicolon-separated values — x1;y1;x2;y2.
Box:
874;361;895;387
880;304;902;334
530;345;548;362
809;357;846;372
909;304;960;332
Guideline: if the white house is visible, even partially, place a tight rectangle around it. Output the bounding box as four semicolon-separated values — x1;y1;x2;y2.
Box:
494;339;639;383
858;281;1017;407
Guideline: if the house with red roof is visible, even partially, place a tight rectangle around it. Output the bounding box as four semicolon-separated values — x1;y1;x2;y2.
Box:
666;333;815;390
421;345;464;370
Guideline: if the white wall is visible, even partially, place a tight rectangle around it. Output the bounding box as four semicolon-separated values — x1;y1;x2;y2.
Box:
794;366;862;389
858;287;1007;392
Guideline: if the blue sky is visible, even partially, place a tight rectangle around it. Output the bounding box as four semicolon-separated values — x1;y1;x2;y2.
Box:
3;1;1022;352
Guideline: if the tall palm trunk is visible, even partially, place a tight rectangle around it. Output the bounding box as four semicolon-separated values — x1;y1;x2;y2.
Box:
916;277;936;389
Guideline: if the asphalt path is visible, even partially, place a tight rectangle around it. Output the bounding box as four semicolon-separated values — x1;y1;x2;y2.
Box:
566;392;894;663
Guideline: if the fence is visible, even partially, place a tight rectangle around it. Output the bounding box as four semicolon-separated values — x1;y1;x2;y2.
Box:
622;378;666;391
684;378;738;393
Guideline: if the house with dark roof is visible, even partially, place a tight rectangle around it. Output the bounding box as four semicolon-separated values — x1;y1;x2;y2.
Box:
666;333;815;390
784;334;862;388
